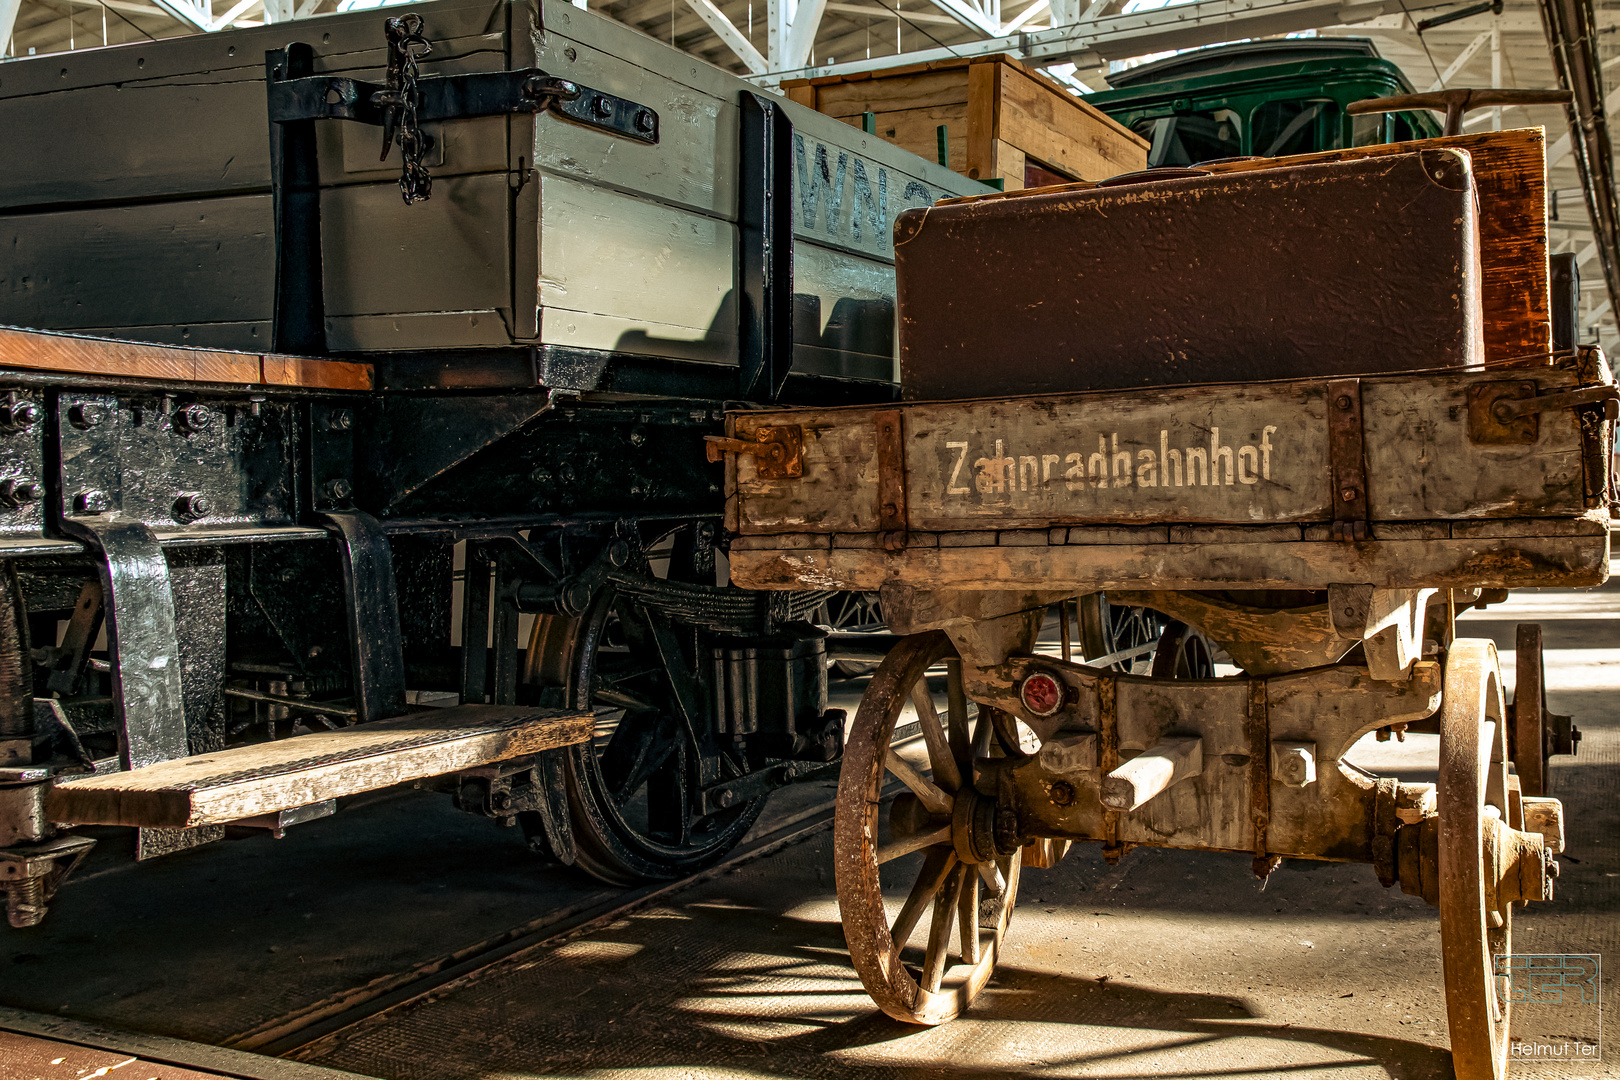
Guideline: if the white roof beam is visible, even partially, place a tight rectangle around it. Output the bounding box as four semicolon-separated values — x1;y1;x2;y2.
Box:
150;0;211;28
759;0;1412;82
209;0;259;28
918;0;1000;37
1426;29;1490;91
823;3;960;25
783;0;829;67
1004;0;1047;33
683;0;766;72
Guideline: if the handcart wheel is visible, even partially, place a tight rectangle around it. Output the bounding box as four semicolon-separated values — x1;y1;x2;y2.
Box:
1511;623;1548;796
835;631;1020;1025
1149;620;1216;679
1438;639;1515;1080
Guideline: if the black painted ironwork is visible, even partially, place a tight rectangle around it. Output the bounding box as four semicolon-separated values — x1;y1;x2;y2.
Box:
737;92;795;403
320;511;407;724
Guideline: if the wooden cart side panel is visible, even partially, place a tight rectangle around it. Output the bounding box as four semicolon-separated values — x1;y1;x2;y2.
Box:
734;409;882;532
726;527;1610;593
731;368;1592;534
1361;377;1585;519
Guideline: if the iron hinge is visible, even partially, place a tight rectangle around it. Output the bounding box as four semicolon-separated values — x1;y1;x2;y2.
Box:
266;67;659;144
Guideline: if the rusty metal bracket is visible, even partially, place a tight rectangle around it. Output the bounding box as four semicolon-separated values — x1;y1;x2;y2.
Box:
874;410;908;552
704;425;803;479
1326;379;1369;542
1468;381;1620;445
1098;677;1122;864
1246;679;1278;879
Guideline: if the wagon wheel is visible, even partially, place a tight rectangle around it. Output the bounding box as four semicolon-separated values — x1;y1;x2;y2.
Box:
1077;594;1165;672
525;578;766;885
1438;639;1515;1080
1149;620;1216;679
835;631;1020;1025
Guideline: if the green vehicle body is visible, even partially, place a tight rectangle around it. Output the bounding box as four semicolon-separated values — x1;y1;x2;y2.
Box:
1084;39;1445;168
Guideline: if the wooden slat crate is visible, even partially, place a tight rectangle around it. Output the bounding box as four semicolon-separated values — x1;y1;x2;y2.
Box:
782;55;1149;190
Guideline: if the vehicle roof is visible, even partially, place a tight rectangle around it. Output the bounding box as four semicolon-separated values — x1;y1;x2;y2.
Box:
1103;37;1385;89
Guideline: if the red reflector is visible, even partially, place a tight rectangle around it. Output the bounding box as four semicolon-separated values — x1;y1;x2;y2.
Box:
1020;672;1064;717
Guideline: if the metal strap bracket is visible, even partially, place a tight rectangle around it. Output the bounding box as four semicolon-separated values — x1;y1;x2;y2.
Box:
1326;378;1369;542
704;425;804;478
1467;380;1620;445
267;67;659;144
874;410;908;552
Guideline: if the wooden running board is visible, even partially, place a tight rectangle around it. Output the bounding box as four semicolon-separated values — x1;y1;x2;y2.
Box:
46;705;594;830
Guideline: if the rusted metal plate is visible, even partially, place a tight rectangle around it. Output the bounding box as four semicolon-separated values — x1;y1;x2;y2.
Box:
896;149;1484;401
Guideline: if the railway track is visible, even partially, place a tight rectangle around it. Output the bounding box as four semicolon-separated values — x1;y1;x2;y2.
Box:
224;722;922;1063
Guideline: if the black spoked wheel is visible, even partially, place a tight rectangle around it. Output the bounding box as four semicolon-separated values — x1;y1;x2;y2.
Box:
1150;620;1217;679
524;581;766;885
1077;594;1167;673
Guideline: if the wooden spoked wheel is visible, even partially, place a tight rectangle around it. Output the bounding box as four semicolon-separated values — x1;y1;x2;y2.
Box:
1438;638;1516;1080
834;631;1020;1026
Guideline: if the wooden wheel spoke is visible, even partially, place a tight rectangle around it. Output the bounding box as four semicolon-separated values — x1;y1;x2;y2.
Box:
909;682;963;792
958;868;981;965
922;865;967;993
977;861;1006;895
891;848;957;952
884;748;953;816
836;631;1022;1026
945;659;972;774
876;824;953;864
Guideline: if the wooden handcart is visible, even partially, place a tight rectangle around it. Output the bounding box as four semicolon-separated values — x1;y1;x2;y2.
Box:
712;316;1610;1078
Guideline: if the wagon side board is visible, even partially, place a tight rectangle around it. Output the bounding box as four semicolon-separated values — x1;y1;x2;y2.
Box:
727;367;1601;537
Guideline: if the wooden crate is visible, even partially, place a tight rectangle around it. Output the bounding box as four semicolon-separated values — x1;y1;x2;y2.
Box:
782;55;1148;190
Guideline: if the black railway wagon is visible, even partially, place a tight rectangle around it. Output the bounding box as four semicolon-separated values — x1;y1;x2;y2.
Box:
0;0;978;924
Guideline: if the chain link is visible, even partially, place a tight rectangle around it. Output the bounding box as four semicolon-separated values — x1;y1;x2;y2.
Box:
375;14;435;204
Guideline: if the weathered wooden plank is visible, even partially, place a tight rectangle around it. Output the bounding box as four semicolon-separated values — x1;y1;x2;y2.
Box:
0;325;375;390
834;103;972;173
730;366;1596;534
46;705;594;830
965;61;1000;185
994;63;1148;182
790;69;972;116
728;530;1610;593
260;355;374;392
0;326;260;383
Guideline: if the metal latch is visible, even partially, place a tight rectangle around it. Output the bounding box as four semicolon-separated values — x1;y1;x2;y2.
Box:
1467;382;1620;444
705;425;804;479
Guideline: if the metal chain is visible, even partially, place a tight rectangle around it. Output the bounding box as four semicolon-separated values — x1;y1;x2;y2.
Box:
376;14;435;204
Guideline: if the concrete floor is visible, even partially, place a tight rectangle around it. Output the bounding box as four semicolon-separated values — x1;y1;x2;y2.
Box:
0;585;1614;1079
